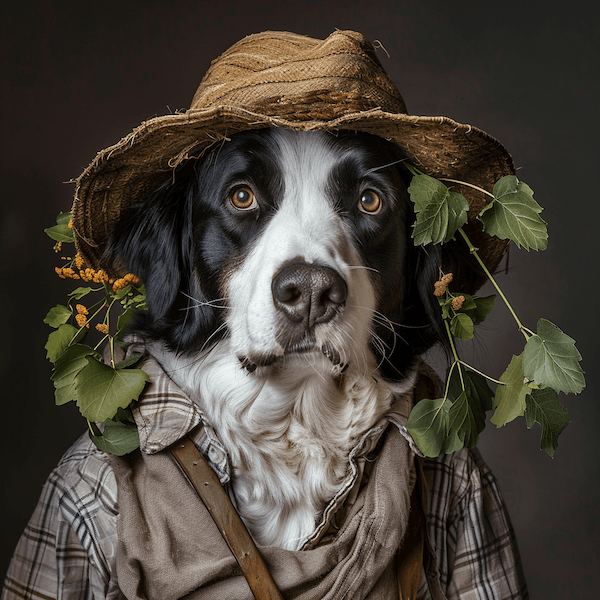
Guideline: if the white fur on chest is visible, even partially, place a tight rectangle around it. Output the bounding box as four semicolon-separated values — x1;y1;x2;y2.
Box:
155;341;393;550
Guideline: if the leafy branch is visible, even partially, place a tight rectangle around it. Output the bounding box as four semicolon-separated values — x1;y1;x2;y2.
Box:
405;167;584;457
44;166;585;460
44;213;147;455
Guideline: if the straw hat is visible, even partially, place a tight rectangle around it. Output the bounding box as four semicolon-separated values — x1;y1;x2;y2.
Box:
72;29;513;285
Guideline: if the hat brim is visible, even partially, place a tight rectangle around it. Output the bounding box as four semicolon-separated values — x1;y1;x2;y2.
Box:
73;105;513;285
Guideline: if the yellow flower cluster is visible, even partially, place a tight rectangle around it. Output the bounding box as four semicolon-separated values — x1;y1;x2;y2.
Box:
112;273;142;293
433;272;453;297
76;304;88;315
95;323;109;334
54;265;110;283
54;252;140;291
75;303;90;328
80;268;110;284
75;314;88;328
54;266;76;279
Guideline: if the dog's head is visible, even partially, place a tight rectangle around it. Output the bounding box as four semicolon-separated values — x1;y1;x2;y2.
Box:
107;128;459;381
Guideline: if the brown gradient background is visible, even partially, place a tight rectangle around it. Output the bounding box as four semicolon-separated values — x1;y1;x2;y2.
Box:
1;1;598;597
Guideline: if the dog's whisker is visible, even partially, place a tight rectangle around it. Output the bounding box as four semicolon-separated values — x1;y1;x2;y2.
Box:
199;322;229;354
369;327;390;352
347;303;428;332
370;312;397;336
346;303;397;338
302;353;328;383
369;328;394;370
180;302;229;312
162;336;227;376
180;292;229;310
335;326;369;377
347;264;380;274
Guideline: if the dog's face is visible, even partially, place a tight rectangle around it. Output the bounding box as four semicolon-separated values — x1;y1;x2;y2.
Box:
213;130;409;375
107;127;453;549
109;128;442;381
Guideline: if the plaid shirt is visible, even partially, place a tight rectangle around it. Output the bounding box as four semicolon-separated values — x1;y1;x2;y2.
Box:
2;354;528;600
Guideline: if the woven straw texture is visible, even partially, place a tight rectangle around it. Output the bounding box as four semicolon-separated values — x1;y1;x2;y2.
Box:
72;30;513;281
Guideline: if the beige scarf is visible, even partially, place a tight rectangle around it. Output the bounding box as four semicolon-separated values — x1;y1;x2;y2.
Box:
112;420;420;600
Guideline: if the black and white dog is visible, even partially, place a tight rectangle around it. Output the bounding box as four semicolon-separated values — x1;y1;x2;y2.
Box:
108;128;454;550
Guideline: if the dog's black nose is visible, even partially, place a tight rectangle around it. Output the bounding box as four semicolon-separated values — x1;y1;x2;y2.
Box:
272;261;347;328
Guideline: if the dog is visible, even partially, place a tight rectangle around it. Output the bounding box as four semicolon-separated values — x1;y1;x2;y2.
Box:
107;128;451;551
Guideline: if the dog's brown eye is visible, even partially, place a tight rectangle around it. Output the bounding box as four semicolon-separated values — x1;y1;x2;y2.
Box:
230;186;257;210
359;190;382;214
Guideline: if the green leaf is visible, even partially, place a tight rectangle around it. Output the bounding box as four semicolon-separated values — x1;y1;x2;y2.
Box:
467;371;495;412
117;306;137;336
43;305;72;328
446;368;490;449
407;397;452;458
90;418;140;455
450;313;474;340
45;324;85;363
68;287;94;300
408;175;469;245
523;318;585;394
112;407;136;424
131;285;147;305
490;353;529;427
448;368;494;413
52;344;99;382
469;295;496;324
408;174;447;213
114;284;132;300
525;387;571;457
448;390;485;449
76;357;149;422
478;175;548;251
413;192;469;245
454;293;478;312
438;297;452;320
51;344;100;405
56;211;72;225
44;224;74;243
115;354;143;370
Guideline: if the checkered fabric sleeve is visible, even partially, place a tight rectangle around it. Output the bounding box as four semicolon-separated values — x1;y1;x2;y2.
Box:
1;434;120;600
417;448;529;600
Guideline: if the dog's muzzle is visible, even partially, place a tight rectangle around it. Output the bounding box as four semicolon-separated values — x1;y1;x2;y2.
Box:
272;260;347;330
238;260;349;373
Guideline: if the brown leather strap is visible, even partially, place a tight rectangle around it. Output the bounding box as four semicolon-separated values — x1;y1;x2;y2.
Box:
396;486;425;600
170;437;284;600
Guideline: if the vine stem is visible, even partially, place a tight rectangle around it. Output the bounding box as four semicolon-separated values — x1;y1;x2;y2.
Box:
458;360;505;385
442;361;459;402
68;301;107;346
444;320;465;390
87;420;101;436
457;228;531;341
94;335;109;351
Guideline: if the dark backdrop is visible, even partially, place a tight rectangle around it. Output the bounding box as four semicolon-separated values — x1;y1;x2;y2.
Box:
2;1;598;597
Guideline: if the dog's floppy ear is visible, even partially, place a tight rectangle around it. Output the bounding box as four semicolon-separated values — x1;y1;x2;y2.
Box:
105;177;194;321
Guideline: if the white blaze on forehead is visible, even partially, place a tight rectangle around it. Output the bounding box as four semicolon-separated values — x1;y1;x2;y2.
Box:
270;130;345;261
226;130;376;358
